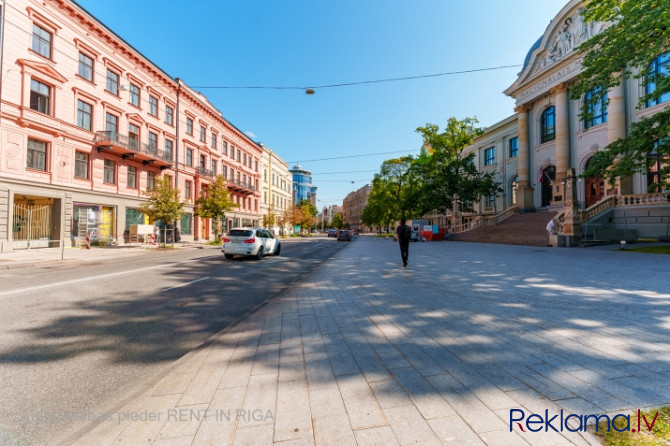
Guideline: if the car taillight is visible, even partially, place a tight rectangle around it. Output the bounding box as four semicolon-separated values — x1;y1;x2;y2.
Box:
222;237;230;242
243;238;255;244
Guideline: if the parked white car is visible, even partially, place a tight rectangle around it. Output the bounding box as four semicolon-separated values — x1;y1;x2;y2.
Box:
221;228;281;260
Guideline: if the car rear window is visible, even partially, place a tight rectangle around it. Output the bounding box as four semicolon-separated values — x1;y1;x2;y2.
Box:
230;230;253;237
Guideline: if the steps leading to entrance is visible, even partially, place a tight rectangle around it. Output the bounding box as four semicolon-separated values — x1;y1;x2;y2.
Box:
451;212;558;246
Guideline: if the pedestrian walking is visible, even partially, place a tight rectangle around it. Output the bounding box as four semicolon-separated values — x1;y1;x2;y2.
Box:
396;218;412;267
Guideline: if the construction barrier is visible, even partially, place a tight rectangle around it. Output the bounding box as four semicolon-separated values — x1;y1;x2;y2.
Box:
85;232;91;249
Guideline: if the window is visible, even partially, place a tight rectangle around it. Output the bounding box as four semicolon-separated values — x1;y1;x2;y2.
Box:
165;139;174;160
74;151;89;179
78;53;94;82
264;169;267;182
200;155;206;168
200;126;206;142
128;123;140;149
180;213;192;235
147;171;155;190
646;51;670;107
106;70;119;95
32;24;51;59
237;149;241;162
211;133;217;149
222;165;227;179
230;168;235;182
184;180;192;200
148;132;158;150
185;148;193;166
105;112;119;133
186;118;193;135
243;153;247;166
584;87;608;128
255;160;258;172
540;106;556;143
127;165;137;188
104;159;116;184
129;84;140;107
165;105;174;125
509;137;518;158
76;100;92;130
30;79;50;114
27;138;47;171
211;160;217;175
510;176;518;205
484;147;495;166
149;96;158;116
230;145;235;158
487;194;496;207
222;141;228;155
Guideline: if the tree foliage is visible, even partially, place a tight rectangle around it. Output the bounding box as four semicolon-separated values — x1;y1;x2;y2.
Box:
573;0;670;187
139;175;185;227
195;175;237;240
415;117;501;214
331;213;344;230
362;156;423;231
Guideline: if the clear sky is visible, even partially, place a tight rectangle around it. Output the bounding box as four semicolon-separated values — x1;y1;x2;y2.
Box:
76;0;565;208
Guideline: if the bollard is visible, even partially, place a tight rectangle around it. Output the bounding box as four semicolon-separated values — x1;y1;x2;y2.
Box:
151;232;156;245
85;232;91;250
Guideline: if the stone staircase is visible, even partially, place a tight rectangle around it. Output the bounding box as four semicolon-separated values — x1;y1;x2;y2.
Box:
451;211;558;246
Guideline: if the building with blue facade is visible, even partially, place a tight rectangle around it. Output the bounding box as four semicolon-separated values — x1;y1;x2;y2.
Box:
290;164;317;206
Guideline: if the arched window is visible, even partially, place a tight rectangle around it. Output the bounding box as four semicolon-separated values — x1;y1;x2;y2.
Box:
584;88;608;128
540;106;555;143
646;51;670;107
510;176;518;205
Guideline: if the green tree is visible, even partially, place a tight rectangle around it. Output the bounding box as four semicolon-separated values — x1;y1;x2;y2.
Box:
415;117;501;224
194;175;237;240
262;206;277;229
572;1;670;189
331;213;344;230
139;175;185;246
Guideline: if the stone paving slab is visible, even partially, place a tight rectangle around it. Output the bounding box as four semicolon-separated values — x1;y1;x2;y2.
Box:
62;237;670;445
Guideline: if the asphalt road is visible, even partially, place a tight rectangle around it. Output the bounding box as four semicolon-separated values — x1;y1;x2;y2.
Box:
0;237;348;446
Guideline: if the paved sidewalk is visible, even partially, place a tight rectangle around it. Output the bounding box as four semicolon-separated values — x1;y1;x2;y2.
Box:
54;238;670;445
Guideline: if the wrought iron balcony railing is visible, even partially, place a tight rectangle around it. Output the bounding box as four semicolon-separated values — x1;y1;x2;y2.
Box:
94;131;173;163
196;166;215;178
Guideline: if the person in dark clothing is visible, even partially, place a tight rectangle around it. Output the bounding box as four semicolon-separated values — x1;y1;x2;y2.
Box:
396;218;412;267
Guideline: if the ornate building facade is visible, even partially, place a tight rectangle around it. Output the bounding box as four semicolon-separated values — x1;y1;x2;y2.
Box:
0;0;262;250
260;143;291;235
460;0;669;239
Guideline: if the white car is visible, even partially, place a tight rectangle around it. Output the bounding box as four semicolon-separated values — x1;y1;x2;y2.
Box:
221;228;281;260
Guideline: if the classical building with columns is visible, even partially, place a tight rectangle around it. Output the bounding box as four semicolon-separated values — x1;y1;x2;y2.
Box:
459;0;669;240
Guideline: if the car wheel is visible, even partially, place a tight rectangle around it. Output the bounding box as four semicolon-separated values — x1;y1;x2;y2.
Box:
224;254;234;259
274;243;281;256
255;246;264;260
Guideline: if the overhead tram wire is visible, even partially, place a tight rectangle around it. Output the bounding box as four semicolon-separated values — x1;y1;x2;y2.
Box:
287;149;420;164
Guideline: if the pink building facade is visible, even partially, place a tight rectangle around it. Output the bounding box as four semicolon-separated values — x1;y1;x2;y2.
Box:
0;0;262;250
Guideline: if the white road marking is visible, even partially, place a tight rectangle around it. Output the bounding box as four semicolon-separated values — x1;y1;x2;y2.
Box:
162;276;210;292
0;258;205;297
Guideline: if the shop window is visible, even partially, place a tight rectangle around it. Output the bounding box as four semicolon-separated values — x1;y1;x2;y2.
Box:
180;213;193;235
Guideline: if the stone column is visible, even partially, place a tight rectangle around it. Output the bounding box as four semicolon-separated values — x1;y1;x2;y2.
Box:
552;83;570;204
607;79;632;194
514;104;534;211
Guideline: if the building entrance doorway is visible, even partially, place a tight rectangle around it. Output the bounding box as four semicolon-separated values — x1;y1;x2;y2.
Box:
584;157;605;208
540;166;556;207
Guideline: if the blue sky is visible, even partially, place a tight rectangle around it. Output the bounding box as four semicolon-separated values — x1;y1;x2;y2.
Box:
77;0;564;208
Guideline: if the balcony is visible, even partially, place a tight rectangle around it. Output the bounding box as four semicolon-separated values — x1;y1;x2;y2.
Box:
94;131;173;169
228;178;256;194
195;166;215;179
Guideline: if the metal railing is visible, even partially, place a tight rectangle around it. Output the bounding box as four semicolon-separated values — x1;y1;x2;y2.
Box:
227;179;256;192
196;166;215;178
482;206;519;226
94;131;173;163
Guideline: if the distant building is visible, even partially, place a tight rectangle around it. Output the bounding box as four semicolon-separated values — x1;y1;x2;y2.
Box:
260;144;291;235
342;184;371;231
290;164;317;206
